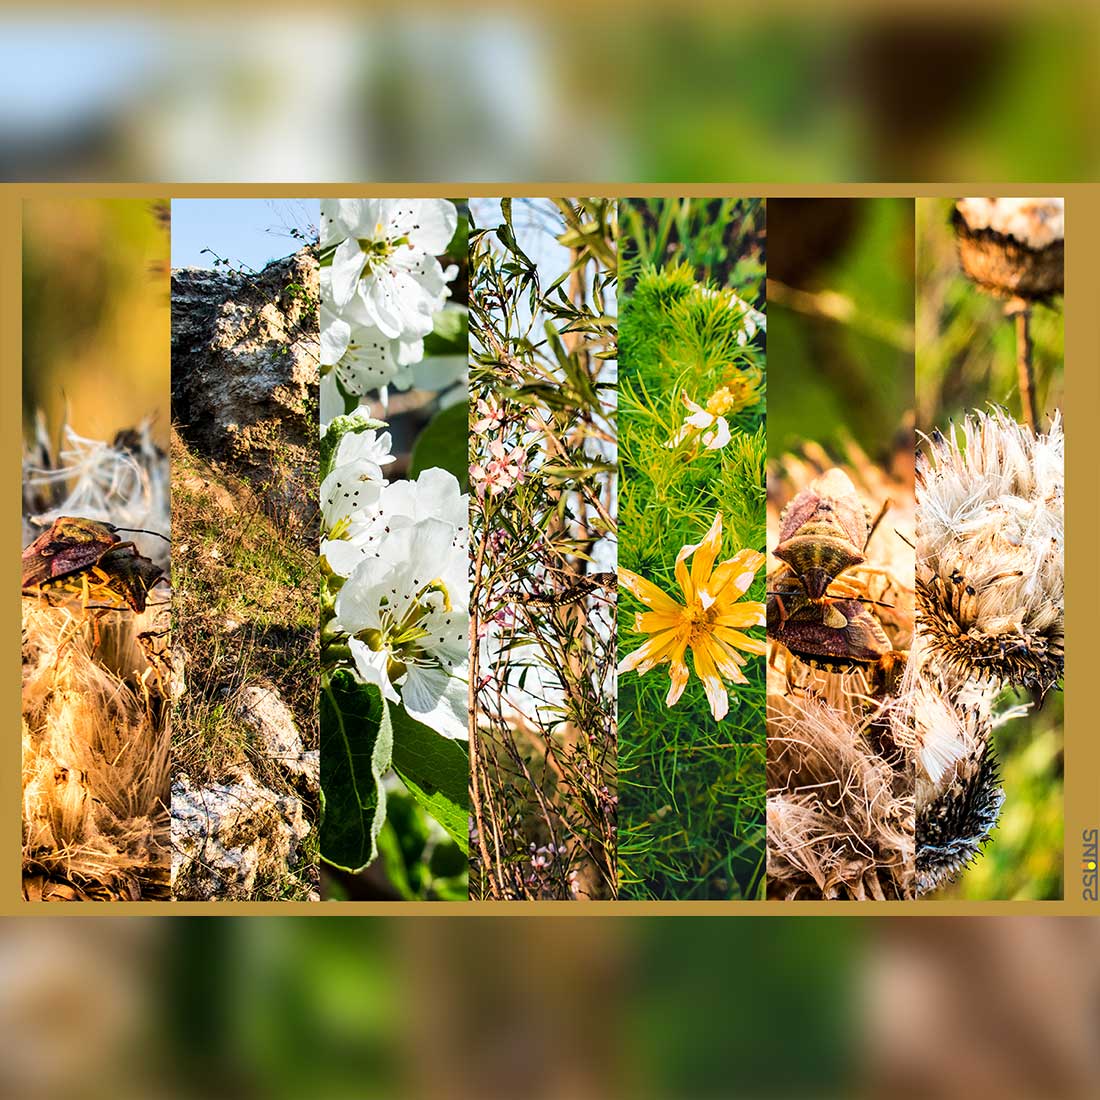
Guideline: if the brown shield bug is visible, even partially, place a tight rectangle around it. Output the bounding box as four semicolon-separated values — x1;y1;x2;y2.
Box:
768;583;891;671
22;516;167;613
769;469;906;697
768;582;907;696
773;468;872;601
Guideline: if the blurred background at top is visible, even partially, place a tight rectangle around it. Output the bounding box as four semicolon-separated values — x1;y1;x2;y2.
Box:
0;5;1097;182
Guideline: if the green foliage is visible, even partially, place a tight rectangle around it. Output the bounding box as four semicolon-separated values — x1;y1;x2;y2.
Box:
376;789;468;902
618;201;767;900
620;197;766;295
941;690;1064;901
390;705;470;853
409;400;469;490
320;673;393;874
766;197;914;461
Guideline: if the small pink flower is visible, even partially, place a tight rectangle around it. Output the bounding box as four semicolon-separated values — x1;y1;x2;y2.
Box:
471;398;506;433
471;441;527;496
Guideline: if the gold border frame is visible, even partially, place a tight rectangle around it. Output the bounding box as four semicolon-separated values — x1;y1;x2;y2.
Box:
5;183;1095;915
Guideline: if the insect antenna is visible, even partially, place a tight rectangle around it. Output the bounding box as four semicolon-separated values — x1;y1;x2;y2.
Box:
849;595;896;610
114;527;171;544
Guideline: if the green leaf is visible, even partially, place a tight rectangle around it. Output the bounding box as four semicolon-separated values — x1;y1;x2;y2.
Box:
320;672;393;873
389;704;470;854
409;400;469;491
423;303;468;358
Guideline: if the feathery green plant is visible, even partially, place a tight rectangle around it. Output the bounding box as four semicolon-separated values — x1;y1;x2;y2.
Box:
618;199;767;900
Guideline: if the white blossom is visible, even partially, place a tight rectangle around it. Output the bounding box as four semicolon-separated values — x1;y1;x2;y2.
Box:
323;467;466;579
334;518;469;740
321;198;457;339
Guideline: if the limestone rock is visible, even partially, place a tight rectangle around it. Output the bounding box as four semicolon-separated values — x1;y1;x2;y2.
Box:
170;771;309;900
236;684;319;795
171;248;319;526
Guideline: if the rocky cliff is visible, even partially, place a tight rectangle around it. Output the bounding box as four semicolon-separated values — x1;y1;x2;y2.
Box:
171;248;319;525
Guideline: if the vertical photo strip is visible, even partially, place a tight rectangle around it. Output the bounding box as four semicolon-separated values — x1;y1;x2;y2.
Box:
319;200;471;901
914;197;1064;900
765;198;916;900
22;199;172;901
617;199;768;900
468;199;618;900
169;199;321;901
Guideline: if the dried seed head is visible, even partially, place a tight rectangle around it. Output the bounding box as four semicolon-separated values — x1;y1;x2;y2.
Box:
917;409;1063;694
767;694;913;901
887;641;1005;897
955;198;1064;251
952;198;1064;300
915;736;1003;897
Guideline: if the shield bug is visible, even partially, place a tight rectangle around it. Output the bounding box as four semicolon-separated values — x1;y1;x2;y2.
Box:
768;549;907;697
769;583;892;674
22;516;166;613
773;468;871;601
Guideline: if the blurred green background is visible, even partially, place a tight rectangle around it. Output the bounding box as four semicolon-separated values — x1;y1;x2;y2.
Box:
937;690;1064;902
915;197;1064;431
23;198;170;449
3;9;1097;183
766;198;915;463
163;917;859;1098
7;917;1100;1099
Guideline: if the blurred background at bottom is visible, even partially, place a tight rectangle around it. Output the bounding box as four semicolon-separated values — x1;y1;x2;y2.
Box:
0;916;1096;1099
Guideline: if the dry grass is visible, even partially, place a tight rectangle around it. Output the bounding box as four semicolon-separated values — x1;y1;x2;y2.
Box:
170;428;319;899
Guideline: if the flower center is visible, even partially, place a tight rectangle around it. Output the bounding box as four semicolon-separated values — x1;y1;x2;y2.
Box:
683;600;717;644
356;578;453;683
356;231;410;273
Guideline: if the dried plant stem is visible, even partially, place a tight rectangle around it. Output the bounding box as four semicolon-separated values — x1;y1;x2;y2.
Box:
467;524;500;898
1007;297;1038;431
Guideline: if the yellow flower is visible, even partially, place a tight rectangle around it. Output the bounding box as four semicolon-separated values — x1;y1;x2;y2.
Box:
618;513;766;721
707;366;764;417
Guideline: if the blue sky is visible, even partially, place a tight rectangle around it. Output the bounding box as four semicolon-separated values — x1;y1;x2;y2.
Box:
171;199;318;270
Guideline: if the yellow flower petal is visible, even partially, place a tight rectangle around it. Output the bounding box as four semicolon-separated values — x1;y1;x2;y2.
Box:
691;512;723;593
691;643;729;721
710;641;750;684
618;567;680;614
709;549;765;601
714;602;767;630
666;659;690;707
713;625;767;657
618;626;682;675
636;610;684;634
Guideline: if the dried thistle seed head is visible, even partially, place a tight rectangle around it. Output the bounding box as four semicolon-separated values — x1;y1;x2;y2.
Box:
915;735;1003;897
952;198;1064;301
881;642;1004;897
767;693;913;901
917;409;1063;693
955;198;1064;252
775;468;869;599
